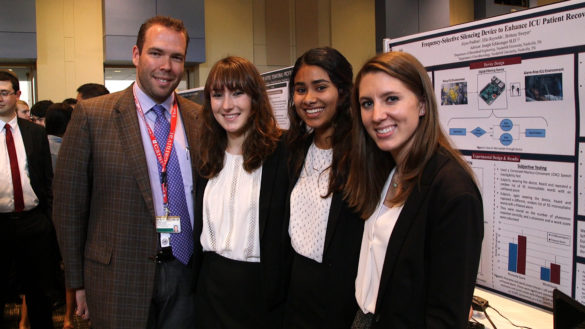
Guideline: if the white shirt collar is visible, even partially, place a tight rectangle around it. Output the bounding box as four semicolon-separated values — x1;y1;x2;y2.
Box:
133;82;174;114
1;115;18;132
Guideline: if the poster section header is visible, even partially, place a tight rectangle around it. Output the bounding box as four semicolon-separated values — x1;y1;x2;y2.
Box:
389;3;585;67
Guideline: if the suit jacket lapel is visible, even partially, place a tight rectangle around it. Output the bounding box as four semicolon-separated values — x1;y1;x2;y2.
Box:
18;119;34;158
113;85;156;220
322;191;342;257
194;176;208;246
17;120;39;194
374;188;425;312
176;95;198;179
258;147;279;239
375;152;442;313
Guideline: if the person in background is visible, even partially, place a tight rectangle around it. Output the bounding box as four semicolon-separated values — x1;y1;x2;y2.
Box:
0;70;55;328
30;100;53;127
45;103;72;176
345;51;483;329
53;16;200;328
62;98;77;108
15;98;32;329
76;83;109;101
16;100;31;121
193;56;289;329
44;103;74;329
283;47;363;329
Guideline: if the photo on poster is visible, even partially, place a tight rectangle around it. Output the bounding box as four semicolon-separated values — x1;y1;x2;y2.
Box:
441;82;468;105
480;76;506;106
525;73;563;102
477;74;508;110
510;82;522;97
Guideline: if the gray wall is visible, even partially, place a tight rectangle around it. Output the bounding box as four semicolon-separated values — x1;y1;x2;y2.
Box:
0;0;36;60
103;0;205;64
376;0;547;52
376;0;451;52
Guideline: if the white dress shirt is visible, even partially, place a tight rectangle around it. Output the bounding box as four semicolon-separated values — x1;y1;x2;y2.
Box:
355;167;403;314
289;142;333;263
201;151;262;262
0;117;39;212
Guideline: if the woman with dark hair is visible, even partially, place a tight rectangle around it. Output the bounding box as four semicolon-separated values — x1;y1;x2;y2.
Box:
345;51;483;329
193;56;289;328
283;47;364;329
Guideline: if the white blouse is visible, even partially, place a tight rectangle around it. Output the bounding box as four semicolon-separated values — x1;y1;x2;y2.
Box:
355;168;404;314
200;152;262;262
289;142;333;263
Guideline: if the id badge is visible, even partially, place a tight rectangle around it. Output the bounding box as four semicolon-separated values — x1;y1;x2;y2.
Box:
156;216;181;233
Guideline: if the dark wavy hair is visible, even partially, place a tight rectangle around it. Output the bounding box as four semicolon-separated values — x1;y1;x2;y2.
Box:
286;47;353;196
196;56;281;178
345;51;476;218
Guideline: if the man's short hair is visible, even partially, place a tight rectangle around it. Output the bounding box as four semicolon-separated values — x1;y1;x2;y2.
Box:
45;103;73;136
62;98;77;107
76;83;110;100
31;100;54;118
136;16;189;54
0;70;20;92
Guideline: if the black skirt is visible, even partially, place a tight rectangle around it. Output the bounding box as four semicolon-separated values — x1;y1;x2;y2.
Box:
194;251;280;329
283;251;358;329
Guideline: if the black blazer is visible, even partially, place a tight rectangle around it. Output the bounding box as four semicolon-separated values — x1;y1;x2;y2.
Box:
18;118;53;217
371;148;483;329
284;139;364;329
193;138;291;310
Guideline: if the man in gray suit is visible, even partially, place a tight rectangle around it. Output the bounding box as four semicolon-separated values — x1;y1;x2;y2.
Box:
53;16;200;329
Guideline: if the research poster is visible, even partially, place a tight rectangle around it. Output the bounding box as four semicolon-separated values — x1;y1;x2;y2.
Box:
261;67;293;129
177;87;204;106
387;0;585;309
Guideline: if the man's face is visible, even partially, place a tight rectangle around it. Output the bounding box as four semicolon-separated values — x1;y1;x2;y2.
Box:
16;102;30;121
0;80;20;121
132;24;187;103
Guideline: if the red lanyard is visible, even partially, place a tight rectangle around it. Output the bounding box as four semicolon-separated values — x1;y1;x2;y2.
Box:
133;89;179;209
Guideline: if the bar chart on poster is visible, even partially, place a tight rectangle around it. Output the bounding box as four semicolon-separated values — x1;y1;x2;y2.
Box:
386;0;585;309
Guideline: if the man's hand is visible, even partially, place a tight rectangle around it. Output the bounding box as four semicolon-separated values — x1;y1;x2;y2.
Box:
75;289;90;320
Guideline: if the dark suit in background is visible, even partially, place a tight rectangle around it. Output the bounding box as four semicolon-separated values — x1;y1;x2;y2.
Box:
1;118;55;329
52;87;200;328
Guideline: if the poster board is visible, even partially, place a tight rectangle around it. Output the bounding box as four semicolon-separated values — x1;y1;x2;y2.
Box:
177;86;204;106
261;66;293;129
386;0;585;309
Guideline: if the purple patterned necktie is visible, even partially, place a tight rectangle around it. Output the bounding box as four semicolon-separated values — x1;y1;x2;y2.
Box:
152;104;193;264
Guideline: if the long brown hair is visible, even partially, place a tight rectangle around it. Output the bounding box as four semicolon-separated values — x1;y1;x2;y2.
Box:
196;56;281;178
344;51;476;218
286;47;353;196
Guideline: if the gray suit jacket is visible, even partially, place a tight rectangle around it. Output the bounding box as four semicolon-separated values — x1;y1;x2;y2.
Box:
53;85;200;328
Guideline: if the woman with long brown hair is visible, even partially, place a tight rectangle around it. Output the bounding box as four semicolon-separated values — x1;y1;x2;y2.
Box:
193;56;289;328
345;51;483;329
283;47;363;329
